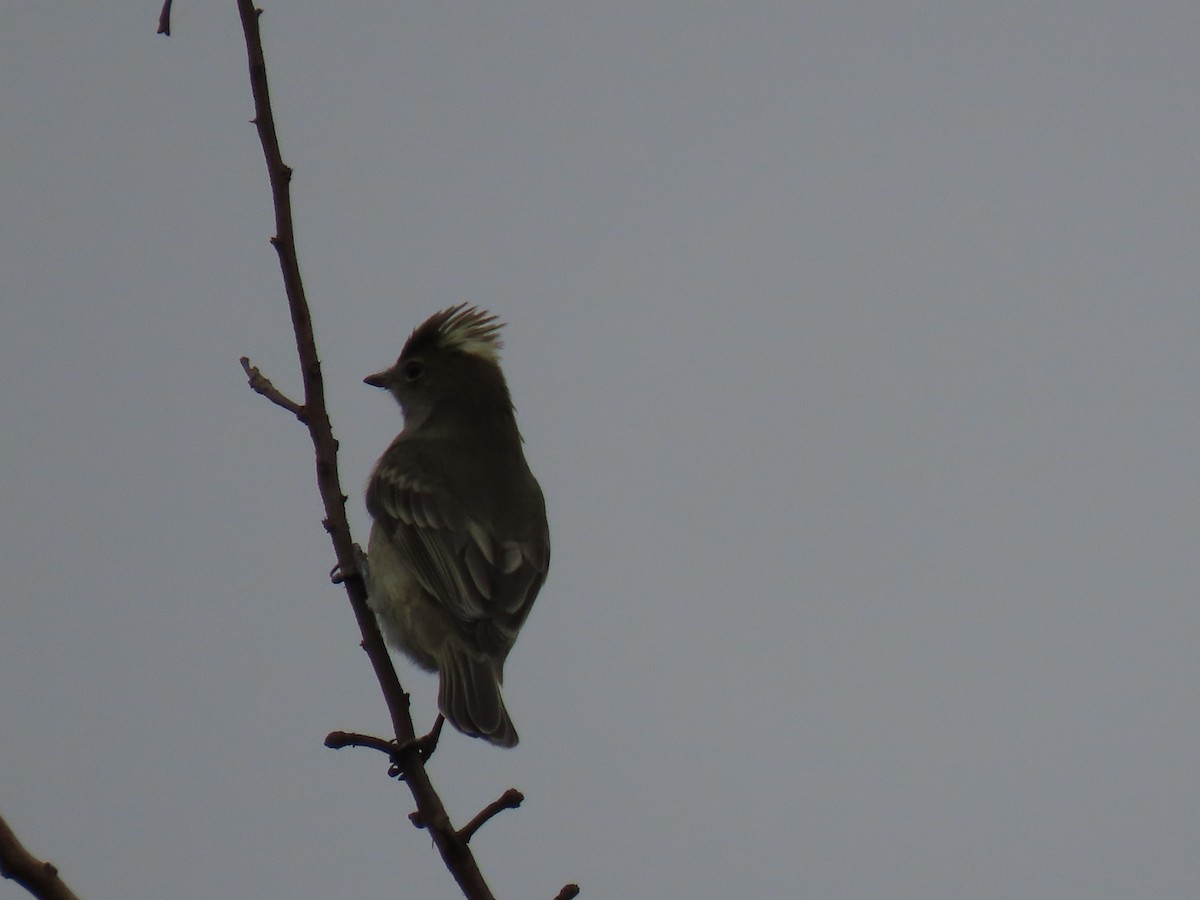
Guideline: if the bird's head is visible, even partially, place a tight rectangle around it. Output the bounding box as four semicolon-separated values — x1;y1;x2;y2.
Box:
365;304;515;433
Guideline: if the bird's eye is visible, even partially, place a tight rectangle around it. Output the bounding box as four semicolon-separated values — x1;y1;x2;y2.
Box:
402;360;425;382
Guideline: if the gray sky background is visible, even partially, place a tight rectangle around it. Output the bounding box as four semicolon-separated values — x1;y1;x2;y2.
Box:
2;2;1198;898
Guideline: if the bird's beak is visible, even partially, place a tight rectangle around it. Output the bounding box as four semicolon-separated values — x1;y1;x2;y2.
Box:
363;369;392;388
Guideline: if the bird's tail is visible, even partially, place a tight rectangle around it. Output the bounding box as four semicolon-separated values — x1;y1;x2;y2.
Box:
438;650;518;747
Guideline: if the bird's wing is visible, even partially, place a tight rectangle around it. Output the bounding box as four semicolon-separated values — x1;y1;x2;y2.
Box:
367;465;548;649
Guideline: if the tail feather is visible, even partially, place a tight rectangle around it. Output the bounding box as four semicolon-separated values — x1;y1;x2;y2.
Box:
438;650;518;747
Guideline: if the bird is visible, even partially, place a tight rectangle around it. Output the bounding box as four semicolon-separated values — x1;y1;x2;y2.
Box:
363;304;549;747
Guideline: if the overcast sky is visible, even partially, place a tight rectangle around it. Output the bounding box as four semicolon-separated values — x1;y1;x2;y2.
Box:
2;2;1198;898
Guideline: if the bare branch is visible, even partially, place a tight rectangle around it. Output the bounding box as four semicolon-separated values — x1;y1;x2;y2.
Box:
156;0;172;35
240;357;306;421
324;730;399;756
457;789;524;844
0;812;81;900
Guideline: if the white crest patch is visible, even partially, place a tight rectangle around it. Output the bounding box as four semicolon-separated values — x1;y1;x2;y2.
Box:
436;304;504;362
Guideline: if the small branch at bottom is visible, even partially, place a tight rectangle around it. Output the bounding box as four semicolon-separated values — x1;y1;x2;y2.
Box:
457;789;524;844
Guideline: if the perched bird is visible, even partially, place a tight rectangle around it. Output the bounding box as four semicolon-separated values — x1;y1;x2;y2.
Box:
363;305;549;747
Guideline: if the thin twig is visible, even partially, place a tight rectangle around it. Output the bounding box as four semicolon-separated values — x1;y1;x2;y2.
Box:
457;789;525;844
324;731;409;780
240;357;306;421
0;812;81;900
156;0;173;35
324;730;399;756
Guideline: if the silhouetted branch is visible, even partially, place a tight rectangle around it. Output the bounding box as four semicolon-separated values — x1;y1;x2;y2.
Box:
324;730;399;756
0;812;81;900
458;789;524;844
156;0;173;35
240;356;306;421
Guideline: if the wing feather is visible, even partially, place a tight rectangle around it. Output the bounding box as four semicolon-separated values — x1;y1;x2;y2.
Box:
367;463;548;652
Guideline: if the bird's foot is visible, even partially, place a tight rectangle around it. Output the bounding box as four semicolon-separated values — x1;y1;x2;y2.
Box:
330;544;369;587
410;714;445;761
387;715;446;777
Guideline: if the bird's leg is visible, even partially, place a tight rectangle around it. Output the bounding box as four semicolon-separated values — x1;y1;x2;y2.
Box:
330;543;370;587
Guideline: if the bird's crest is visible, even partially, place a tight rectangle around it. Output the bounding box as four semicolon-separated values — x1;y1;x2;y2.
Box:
403;304;504;363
